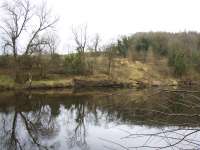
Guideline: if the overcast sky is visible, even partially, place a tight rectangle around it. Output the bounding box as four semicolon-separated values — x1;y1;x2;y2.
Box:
1;0;200;53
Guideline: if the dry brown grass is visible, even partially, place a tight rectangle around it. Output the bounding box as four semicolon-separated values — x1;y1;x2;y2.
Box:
88;55;178;86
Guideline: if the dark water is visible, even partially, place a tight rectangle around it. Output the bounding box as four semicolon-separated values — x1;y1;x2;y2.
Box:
0;88;200;150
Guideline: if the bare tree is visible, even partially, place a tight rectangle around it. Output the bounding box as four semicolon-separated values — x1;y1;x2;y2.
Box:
0;0;58;82
90;34;100;53
46;33;60;56
1;0;58;56
84;34;101;73
72;24;88;54
105;44;116;76
94;34;100;53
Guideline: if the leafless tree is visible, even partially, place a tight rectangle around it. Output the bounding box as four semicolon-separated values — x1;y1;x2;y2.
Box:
46;33;60;56
1;0;58;57
89;33;100;53
72;24;88;54
93;34;100;53
0;0;58;82
105;44;116;76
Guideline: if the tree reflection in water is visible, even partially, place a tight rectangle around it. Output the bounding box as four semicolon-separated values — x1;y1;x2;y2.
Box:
0;106;58;150
66;102;89;150
0;89;199;149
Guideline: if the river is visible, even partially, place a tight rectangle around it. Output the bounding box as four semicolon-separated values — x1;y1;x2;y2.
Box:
0;88;199;150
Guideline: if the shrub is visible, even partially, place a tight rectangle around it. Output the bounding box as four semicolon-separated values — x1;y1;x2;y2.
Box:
190;50;200;72
64;53;85;75
168;49;188;76
117;36;129;58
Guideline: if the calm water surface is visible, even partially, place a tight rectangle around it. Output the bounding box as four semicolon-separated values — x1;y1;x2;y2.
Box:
0;88;200;150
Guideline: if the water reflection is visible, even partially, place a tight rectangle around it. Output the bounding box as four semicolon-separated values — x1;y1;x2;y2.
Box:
0;89;200;149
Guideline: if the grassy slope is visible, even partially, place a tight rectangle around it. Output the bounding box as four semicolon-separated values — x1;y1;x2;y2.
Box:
107;57;178;86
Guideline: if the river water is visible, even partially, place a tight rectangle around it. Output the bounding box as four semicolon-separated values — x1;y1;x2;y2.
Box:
0;88;200;150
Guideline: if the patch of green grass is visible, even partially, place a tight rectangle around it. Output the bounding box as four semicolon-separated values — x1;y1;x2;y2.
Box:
31;79;73;89
0;75;15;89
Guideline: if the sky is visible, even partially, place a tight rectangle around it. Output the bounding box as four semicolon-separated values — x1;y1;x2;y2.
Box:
1;0;200;53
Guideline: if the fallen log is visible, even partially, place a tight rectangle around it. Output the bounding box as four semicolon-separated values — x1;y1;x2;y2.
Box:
73;79;133;89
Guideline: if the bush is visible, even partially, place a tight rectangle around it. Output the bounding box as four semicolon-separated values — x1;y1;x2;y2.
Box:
64;53;85;75
191;50;200;72
48;54;65;74
168;49;188;76
117;36;129;58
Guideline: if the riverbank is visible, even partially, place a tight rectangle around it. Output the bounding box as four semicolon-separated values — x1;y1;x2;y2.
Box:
0;58;194;91
0;74;179;91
